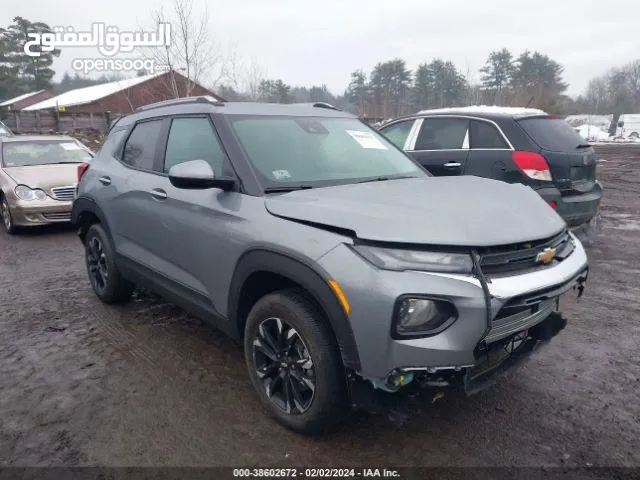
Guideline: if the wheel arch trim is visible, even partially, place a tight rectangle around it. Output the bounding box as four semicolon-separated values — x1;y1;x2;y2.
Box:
228;248;361;372
71;196;112;238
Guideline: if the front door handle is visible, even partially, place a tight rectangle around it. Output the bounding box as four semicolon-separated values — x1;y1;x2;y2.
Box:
443;162;462;168
150;188;167;201
99;176;111;185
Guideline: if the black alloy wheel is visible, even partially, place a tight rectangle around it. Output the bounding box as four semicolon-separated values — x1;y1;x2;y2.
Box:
87;236;109;294
252;317;316;414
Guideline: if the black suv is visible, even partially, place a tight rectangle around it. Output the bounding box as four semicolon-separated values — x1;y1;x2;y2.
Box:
379;107;602;227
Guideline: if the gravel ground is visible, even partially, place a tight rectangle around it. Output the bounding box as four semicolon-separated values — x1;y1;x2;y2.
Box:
0;145;639;468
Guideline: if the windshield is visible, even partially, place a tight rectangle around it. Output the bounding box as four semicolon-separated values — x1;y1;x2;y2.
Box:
230;116;424;188
518;117;591;152
1;140;92;167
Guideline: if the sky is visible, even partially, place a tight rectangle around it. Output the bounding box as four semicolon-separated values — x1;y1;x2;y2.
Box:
4;0;640;97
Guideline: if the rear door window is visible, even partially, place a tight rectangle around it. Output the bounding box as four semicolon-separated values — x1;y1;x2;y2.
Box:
518;117;588;152
470;120;510;149
379;120;414;149
122;119;163;171
415;118;469;150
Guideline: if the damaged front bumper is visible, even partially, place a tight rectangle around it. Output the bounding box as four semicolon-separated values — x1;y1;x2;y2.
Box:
319;232;589;397
462;310;568;395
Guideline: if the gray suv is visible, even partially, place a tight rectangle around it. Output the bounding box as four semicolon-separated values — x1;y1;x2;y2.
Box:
72;97;589;434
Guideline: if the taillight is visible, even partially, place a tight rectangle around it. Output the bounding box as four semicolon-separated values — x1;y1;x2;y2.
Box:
548;200;557;209
512;151;552;181
77;162;90;182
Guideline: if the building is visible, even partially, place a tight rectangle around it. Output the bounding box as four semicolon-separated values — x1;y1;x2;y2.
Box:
0;90;53;111
25;71;222;114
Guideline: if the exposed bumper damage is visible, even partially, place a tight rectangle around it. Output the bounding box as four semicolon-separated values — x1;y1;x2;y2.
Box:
336;233;589;403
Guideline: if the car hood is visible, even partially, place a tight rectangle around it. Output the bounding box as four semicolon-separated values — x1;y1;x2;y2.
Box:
264;177;566;247
2;164;79;191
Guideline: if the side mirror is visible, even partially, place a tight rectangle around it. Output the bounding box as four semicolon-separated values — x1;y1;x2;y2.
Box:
168;160;235;190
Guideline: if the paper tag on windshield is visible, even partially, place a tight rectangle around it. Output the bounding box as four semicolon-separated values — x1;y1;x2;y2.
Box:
272;169;291;180
60;142;82;151
346;130;387;150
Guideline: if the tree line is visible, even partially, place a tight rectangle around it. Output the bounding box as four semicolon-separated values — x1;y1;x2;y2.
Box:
573;59;640;116
218;49;571;119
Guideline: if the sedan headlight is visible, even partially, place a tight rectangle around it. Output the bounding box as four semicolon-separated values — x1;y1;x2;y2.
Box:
15;185;47;201
394;297;458;337
353;245;473;273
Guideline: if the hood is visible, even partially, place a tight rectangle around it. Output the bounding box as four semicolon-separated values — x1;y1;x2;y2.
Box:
2;164;79;193
265;177;566;247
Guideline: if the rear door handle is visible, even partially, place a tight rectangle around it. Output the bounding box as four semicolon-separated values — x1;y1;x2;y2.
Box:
149;188;167;201
99;176;111;185
443;162;462;168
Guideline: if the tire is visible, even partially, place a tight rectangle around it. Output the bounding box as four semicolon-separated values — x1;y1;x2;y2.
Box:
1;197;16;234
85;224;134;304
244;288;348;434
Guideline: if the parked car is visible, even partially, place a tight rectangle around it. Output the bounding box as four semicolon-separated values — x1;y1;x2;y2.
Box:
379;107;603;227
0;135;93;233
0;120;13;137
72;98;589;434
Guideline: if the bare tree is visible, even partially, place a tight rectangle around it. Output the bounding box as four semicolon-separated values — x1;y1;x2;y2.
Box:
223;46;266;100
146;0;224;98
624;60;640;111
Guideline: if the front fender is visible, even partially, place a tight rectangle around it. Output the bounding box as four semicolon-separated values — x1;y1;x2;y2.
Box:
228;249;361;372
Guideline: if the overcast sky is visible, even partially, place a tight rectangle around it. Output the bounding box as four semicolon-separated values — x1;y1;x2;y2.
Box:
4;0;639;96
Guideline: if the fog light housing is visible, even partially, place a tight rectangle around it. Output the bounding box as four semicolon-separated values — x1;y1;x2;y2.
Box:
393;297;458;338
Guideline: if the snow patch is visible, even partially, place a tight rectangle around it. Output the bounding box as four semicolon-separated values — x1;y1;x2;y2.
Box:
24;73;165;111
0;90;45;107
575;124;610;142
418;105;547;116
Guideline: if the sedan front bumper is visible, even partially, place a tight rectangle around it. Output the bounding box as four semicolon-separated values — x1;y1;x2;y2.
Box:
9;198;73;226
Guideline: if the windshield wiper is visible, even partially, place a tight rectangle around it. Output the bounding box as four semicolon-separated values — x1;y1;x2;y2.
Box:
357;175;417;184
263;185;314;193
576;143;592;149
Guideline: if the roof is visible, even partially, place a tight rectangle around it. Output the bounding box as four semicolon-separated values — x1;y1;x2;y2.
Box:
417;105;548;118
0;135;78;143
125;99;355;124
24;73;166;111
0;90;45;107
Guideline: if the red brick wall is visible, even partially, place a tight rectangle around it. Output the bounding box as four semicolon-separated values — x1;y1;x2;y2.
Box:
66;72;221;114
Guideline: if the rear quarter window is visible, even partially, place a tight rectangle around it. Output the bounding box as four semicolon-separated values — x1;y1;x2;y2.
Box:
518;117;588;152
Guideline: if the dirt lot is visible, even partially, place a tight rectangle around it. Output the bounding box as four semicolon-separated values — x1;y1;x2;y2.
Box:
1;145;639;468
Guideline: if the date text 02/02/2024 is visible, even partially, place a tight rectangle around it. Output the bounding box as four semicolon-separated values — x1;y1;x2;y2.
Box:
232;468;401;478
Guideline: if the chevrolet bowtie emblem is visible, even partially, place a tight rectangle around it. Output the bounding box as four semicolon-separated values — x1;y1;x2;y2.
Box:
536;247;556;264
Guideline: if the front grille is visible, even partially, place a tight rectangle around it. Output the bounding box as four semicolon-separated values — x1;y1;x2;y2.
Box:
479;231;573;275
486;298;555;343
42;212;71;221
50;185;76;201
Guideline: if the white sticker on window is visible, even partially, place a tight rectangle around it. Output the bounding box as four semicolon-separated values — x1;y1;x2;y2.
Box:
60;142;82;151
346;130;388;150
272;169;291;180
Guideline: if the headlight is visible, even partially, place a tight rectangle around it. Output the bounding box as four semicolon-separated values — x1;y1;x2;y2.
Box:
14;185;47;201
394;297;458;337
353;245;473;273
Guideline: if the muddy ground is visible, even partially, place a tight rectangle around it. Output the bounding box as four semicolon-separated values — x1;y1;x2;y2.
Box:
0;145;639;468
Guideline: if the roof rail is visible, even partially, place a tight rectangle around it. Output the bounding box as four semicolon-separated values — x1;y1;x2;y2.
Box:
289;102;342;111
312;102;341;111
136;95;224;112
